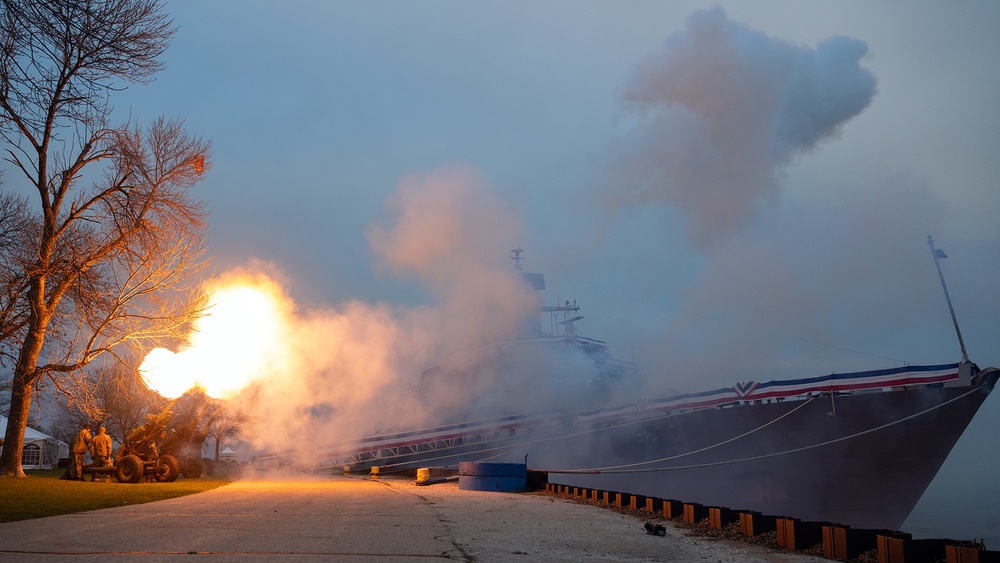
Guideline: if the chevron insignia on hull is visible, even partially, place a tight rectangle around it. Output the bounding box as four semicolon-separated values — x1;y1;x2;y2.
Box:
734;381;758;397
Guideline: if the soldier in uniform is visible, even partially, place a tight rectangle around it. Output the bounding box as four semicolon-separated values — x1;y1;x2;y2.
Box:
145;430;167;482
92;426;113;482
72;423;94;480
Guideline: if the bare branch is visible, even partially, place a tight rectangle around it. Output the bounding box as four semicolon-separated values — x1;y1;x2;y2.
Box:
0;0;208;477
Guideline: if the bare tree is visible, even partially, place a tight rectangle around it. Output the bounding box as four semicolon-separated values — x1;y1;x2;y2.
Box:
0;192;31;375
45;401;92;446
0;0;211;477
206;405;245;463
87;358;162;443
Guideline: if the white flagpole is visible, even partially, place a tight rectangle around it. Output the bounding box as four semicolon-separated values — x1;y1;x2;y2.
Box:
927;235;969;364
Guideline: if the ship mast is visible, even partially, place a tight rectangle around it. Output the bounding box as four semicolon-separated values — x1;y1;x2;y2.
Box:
927;235;969;364
511;247;525;271
510;247;581;336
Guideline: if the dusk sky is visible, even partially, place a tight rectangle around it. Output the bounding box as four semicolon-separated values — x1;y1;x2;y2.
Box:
114;1;1000;378
29;0;1000;538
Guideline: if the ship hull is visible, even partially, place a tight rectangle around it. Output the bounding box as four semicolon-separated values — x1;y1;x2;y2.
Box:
315;365;997;530
546;377;995;529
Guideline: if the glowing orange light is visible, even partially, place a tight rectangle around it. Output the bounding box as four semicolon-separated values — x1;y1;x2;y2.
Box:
139;274;291;399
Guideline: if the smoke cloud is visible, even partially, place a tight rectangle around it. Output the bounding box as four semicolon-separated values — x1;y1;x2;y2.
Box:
605;6;876;249
216;11;898;467
230;164;548;459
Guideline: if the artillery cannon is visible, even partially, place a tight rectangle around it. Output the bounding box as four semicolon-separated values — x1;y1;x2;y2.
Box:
157;409;211;478
110;399;182;483
80;394;214;483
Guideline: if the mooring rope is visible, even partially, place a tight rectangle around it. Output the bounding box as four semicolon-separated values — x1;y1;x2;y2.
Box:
369;384;982;474
555;394;818;472
549;385;982;475
383;393;816;469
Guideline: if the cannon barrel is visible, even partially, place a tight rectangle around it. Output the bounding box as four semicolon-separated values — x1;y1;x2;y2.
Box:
117;398;179;461
113;393;215;481
158;401;210;458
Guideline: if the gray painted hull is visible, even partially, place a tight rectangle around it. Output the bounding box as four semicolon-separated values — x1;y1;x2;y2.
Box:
543;373;997;529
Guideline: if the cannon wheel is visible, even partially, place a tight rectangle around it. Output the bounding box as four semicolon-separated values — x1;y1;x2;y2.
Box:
116;454;144;484
155;454;181;482
181;458;203;479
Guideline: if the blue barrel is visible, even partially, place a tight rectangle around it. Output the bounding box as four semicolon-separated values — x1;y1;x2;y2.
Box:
458;462;527;492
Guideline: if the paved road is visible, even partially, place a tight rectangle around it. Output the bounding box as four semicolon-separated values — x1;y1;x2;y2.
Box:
0;473;828;562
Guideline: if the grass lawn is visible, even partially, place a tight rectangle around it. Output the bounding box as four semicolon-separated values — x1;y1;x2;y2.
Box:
0;469;233;523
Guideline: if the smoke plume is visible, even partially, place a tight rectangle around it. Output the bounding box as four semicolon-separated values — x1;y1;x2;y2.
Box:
230;164;544;459
605;6;876;249
214;11;890;466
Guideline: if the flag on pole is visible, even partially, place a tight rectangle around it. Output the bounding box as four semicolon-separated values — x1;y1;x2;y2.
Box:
934;248;947;259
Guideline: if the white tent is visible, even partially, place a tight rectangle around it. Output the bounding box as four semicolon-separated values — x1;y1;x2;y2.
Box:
219;446;238;464
0;416;70;469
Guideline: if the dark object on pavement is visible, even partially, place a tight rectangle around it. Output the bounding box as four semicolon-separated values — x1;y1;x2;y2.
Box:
644;522;666;536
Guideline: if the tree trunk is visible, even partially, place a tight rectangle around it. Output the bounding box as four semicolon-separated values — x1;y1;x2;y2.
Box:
0;372;36;477
0;299;49;477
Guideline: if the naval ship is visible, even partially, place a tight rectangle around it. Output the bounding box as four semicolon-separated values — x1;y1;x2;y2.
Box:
314;239;997;530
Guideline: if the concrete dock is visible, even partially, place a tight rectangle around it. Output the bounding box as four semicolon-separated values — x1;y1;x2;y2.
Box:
0;473;830;562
